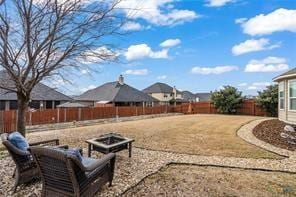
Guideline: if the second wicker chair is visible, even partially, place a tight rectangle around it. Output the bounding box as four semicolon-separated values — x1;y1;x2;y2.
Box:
30;146;116;197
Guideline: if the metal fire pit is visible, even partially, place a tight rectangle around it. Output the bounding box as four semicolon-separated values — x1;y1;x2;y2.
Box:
86;133;134;157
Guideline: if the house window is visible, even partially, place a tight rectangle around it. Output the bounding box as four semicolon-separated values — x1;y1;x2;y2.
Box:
29;101;40;109
289;80;296;110
279;82;284;110
0;101;5;110
9;100;18;110
54;101;61;108
46;101;53;109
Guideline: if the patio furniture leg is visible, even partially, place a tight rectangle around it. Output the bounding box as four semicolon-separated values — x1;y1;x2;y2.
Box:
88;144;92;157
12;168;16;178
11;171;19;193
128;142;132;158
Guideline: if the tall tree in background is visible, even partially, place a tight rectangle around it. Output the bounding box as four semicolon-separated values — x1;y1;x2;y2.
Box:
256;84;278;117
211;85;244;114
0;0;126;136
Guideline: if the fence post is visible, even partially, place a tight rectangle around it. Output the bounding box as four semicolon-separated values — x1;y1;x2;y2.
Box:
64;108;66;122
116;106;119;120
143;104;145;115
78;108;81;121
29;110;32;126
15;110;18;131
253;101;256;116
57;108;60;123
209;103;212;114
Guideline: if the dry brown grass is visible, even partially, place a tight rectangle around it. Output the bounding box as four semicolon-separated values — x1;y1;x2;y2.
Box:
28;114;280;159
123;164;296;197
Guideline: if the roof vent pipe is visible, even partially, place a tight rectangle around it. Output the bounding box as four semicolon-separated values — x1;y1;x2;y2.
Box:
118;75;124;85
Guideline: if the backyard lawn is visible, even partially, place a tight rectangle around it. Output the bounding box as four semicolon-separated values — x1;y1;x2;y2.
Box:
28;114;280;159
124;164;296;197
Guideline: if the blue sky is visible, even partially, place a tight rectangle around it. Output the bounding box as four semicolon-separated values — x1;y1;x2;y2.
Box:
64;0;296;96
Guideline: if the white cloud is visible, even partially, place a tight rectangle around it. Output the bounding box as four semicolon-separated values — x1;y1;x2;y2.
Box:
80;69;90;75
124;44;169;61
157;75;167;80
240;8;296;36
247;86;257;90
191;65;238;75
235;18;247;24
245;56;289;72
247;82;272;90
232;38;280;56
124;69;149;75
205;0;235;7
252;82;272;86
160;39;181;48
121;21;144;31
238;83;247;87
116;0;199;26
77;46;117;64
80;85;96;93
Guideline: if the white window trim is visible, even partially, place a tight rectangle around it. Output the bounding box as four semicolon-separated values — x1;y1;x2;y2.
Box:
288;79;296;112
279;81;285;111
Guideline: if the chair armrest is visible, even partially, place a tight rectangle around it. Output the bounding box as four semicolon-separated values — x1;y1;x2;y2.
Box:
83;153;116;172
15;148;32;156
55;145;69;149
29;139;59;147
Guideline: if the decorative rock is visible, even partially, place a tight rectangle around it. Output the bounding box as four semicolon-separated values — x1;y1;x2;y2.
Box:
284;125;295;133
281;132;289;139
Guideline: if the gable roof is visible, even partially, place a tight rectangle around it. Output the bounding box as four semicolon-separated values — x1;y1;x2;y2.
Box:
195;93;211;101
182;91;196;101
273;68;296;81
143;82;181;94
0;71;72;101
76;81;157;102
57;102;88;108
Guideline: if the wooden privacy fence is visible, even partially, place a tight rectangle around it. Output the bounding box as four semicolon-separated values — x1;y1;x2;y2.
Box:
0;100;266;133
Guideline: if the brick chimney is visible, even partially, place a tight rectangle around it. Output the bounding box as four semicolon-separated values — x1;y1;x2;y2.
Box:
118;75;124;85
173;86;177;99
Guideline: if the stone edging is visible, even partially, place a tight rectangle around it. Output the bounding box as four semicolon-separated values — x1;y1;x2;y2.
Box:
237;118;296;158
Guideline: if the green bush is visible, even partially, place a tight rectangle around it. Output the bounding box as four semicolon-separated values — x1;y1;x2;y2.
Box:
211;86;244;114
256;84;278;117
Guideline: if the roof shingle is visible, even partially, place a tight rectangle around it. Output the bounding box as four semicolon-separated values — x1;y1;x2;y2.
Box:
0;71;72;101
76;81;157;102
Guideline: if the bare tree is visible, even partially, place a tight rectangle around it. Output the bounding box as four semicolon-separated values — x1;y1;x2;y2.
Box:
0;0;126;136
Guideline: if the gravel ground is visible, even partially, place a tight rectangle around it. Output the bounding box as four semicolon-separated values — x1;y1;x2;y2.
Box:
1;117;296;197
123;164;296;197
253;119;296;151
1;147;296;197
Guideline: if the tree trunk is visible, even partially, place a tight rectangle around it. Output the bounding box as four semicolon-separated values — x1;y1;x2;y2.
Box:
17;94;29;137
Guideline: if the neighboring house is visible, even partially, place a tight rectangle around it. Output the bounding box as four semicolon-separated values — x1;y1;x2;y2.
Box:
76;75;157;107
143;82;183;105
182;91;196;102
57;102;88;108
0;71;72;111
182;91;212;102
195;93;211;102
274;68;296;124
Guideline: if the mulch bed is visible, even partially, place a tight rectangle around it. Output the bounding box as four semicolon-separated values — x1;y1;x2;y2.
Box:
253;119;296;151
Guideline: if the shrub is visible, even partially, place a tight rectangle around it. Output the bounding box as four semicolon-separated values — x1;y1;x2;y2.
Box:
211;86;244;114
256;84;278;117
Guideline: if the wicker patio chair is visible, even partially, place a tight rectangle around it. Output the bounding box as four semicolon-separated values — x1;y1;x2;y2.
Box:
30;146;116;197
0;133;66;192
